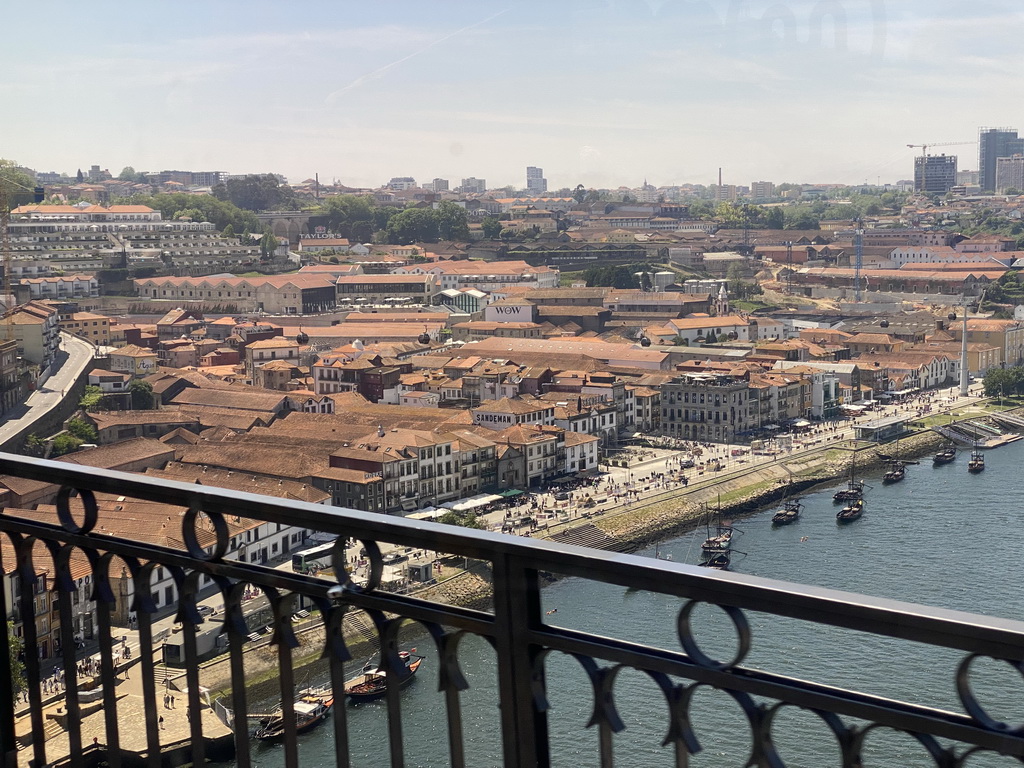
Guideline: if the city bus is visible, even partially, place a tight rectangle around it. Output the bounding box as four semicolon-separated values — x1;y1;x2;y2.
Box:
291;541;336;574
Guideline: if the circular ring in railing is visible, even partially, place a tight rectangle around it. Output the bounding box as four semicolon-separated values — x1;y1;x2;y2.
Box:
55;486;98;534
181;502;229;562
761;701;848;766
676;600;751;670
956;653;1024;735
852;723;950;767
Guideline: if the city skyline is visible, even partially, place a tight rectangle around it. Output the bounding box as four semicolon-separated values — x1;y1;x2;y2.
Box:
4;2;1024;189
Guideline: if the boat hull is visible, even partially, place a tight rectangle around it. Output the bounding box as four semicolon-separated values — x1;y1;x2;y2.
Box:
346;657;422;703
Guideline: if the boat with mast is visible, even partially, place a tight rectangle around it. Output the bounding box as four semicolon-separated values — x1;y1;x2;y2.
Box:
836;498;864;523
700;497;736;553
771;496;803;526
880;439;910;484
968;438;985;473
833;453;865;502
933;442;957;465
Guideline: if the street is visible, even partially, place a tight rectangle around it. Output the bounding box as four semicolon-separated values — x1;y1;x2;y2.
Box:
0;332;95;447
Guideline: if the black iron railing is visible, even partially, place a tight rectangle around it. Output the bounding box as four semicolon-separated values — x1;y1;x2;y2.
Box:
1;452;1024;767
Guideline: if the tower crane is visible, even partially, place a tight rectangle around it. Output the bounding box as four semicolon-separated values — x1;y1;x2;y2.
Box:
906;141;975;158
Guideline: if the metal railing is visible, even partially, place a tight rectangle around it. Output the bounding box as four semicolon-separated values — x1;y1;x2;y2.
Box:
1;451;1024;767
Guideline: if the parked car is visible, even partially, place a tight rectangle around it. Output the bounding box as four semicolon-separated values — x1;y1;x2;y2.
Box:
554;491;570;501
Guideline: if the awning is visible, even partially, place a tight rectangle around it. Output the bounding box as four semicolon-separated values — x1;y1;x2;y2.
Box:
791;419;812;428
440;493;503;512
499;489;524;498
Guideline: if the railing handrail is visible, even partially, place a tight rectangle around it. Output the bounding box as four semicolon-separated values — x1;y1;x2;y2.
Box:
3;450;1024;662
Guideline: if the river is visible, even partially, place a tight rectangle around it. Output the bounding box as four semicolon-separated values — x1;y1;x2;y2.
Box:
239;439;1024;767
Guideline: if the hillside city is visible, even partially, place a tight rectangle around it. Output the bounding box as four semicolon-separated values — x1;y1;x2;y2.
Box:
3;128;1024;659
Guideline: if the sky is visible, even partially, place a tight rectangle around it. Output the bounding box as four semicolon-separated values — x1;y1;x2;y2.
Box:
3;1;1024;191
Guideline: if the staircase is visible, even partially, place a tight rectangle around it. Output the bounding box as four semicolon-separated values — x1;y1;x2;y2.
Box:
548;523;632;553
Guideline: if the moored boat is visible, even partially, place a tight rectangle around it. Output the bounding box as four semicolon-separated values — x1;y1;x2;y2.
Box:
344;651;423;703
933;444;957;464
836;499;864;523
771;498;803;526
882;462;905;484
968;450;985;473
833;482;864;502
254;688;333;741
699;550;730;570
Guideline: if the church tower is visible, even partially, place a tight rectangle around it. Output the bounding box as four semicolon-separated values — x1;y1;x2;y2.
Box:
715;283;730;316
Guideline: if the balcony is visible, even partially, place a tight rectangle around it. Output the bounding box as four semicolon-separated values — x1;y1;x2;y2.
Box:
2;451;1024;767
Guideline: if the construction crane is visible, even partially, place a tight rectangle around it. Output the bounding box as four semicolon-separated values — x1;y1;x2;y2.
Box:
906;141;975;158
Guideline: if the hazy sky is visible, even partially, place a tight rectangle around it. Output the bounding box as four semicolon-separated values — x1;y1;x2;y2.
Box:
3;1;1023;190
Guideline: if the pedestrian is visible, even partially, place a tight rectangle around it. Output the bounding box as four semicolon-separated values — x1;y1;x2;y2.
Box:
159;715;164;730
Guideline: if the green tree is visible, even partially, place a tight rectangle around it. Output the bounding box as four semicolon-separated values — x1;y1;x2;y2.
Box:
435;201;470;241
23;434;45;457
8;622;24;696
0;160;37;209
129;380;155;410
481;217;502;239
573;184;587;204
983;366;1024;397
221;224;235;239
260;230;279;258
639;271;652;291
51;433;83;456
437;511;485;529
66;418;98;442
386;208;440;244
79;385;103;410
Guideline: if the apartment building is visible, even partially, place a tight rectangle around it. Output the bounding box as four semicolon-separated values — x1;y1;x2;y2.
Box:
660;373;756;443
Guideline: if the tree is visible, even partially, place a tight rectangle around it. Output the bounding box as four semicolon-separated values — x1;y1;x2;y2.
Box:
573;184;587;204
481;217;502;239
66;418;98;442
79;385;103;410
0;160;38;208
23;434;45;457
437;511;485;529
51;433;83;457
983;366;1024;397
386;208;439;244
8;623;24;696
260;229;279;258
129;380;155;410
640;271;652;291
223;174;290;211
221;224;235;239
582;265;639;289
76;169;84;182
435;201;470;241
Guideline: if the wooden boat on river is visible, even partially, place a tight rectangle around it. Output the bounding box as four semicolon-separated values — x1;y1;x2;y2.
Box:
254;688;333;741
771;498;803;526
933;443;957;465
967;449;985;473
882;461;905;484
836;499;864;523
344;651;423;703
